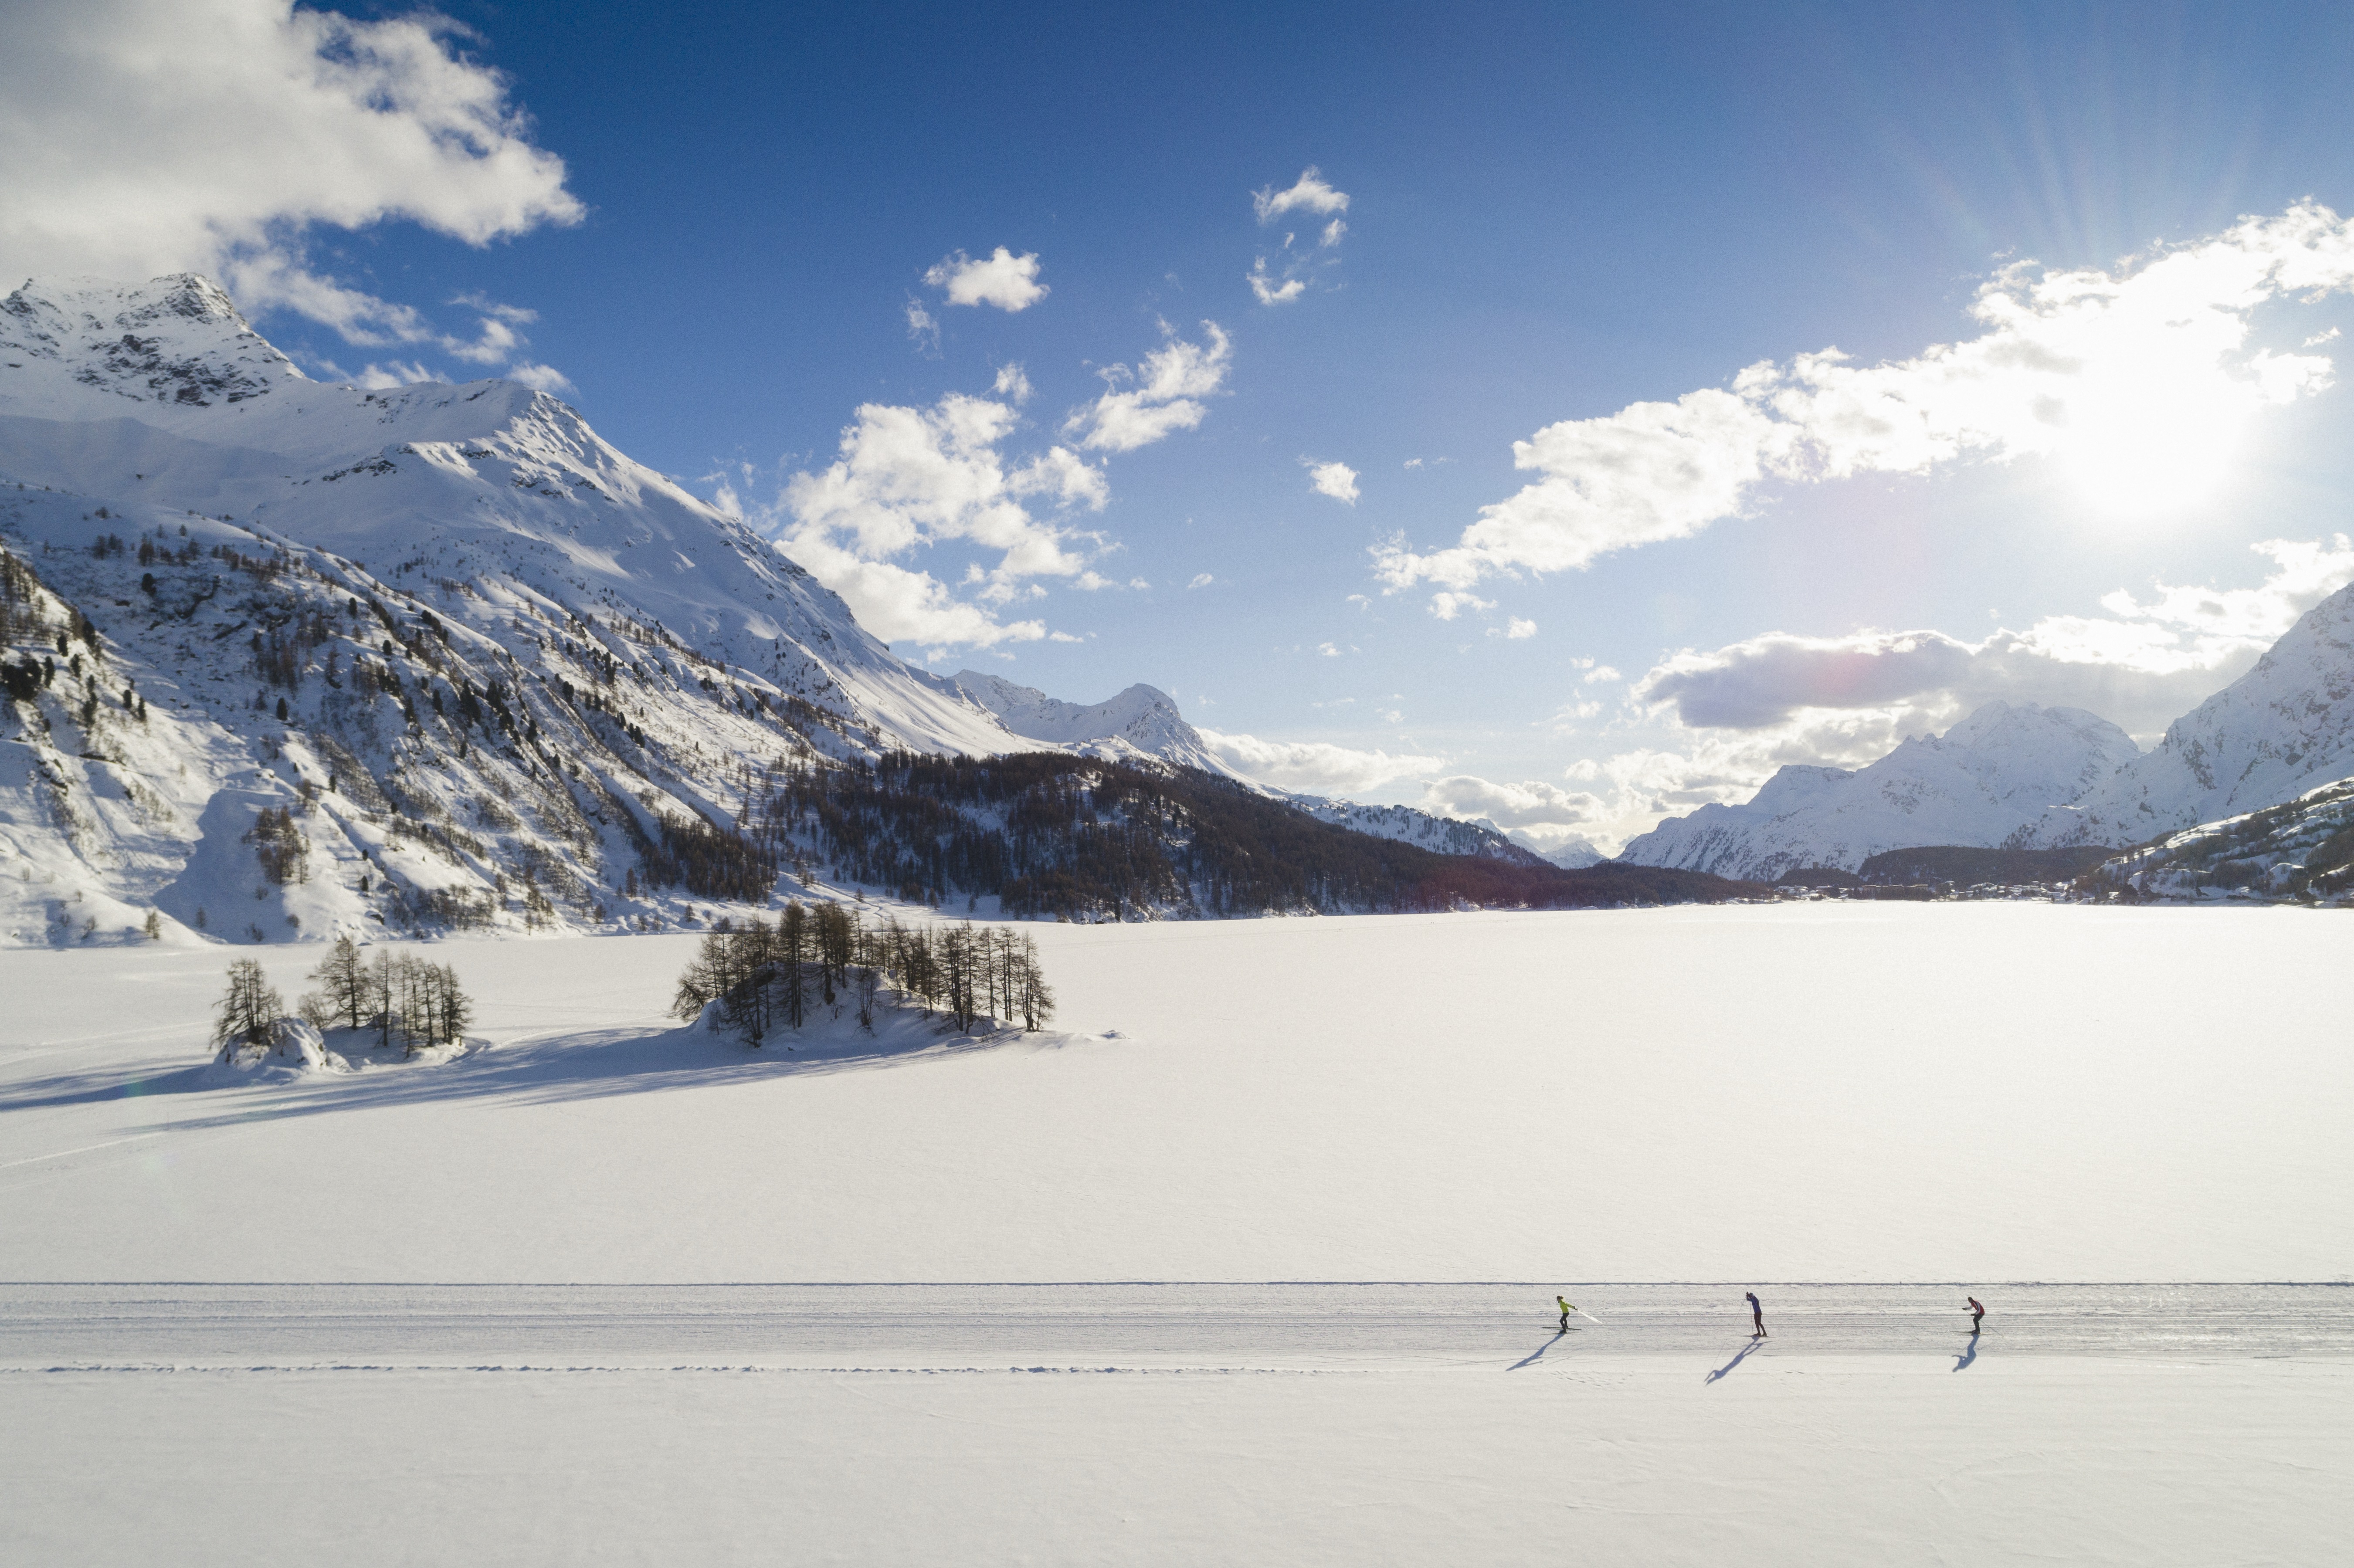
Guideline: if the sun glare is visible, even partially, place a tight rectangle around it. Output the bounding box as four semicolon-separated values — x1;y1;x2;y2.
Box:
2057;378;2250;517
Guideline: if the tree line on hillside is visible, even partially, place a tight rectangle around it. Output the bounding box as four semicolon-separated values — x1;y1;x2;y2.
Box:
689;751;1752;919
672;902;1055;1043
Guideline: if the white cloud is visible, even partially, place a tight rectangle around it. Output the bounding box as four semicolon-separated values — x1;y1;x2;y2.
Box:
1493;617;1537;640
770;388;1111;650
905;298;940;354
993;363;1032;403
1248;166;1351;306
1248;259;1308;306
1419;776;1604;833
1317;642;1342;657
1199;728;1445;796
1065;321;1233;452
1584;664;1621;683
923;247;1048;311
0;0;580;371
343;359;440;389
1632;535;2354;739
1375;202;2354;599
1253;168;1351;223
1187;573;1215;589
1303;458;1360;503
1428;591;1493;621
504;361;576;396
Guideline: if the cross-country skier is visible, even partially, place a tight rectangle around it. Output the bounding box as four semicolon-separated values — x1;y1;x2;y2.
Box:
1557;1295;1574;1330
1746;1290;1767;1338
1967;1296;1984;1334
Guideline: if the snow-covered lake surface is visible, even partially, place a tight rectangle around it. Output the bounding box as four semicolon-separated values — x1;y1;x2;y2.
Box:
4;906;2347;1563
4;903;2347;1281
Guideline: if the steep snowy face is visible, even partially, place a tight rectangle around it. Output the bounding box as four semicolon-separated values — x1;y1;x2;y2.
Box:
0;274;1014;756
1619;701;2143;880
0;274;304;420
2016;582;2354;848
952;671;1238;776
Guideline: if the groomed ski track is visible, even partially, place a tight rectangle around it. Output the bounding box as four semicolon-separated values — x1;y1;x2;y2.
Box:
5;1280;2347;1370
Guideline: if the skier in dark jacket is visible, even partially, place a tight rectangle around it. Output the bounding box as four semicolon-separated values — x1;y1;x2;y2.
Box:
1967;1296;1985;1334
1746;1291;1767;1338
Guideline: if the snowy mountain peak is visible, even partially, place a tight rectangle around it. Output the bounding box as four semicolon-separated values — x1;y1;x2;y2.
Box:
1619;700;2142;880
1;273;305;419
0;273;1050;946
2015;580;2354;848
952;670;1236;775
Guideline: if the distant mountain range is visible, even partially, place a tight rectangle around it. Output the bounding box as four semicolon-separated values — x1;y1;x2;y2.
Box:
950;668;1564;865
1618;701;2141;881
1619;579;2354;881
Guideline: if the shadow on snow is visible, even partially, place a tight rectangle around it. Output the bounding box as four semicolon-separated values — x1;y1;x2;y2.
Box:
0;1010;1065;1131
1704;1338;1764;1382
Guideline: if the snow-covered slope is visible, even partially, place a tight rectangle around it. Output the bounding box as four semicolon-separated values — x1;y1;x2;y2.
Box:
0;274;1032;947
2014;582;2354;849
1285;797;1553;865
2082;774;2354;903
952;670;1239;776
952;668;1554;864
1619;701;2143;881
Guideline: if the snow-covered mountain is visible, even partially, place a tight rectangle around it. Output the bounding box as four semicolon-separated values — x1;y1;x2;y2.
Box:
952;668;1553;864
1286;798;1554;865
2012;581;2354;849
0;273;1576;948
0;273;1037;946
952;670;1239;776
1618;701;2143;881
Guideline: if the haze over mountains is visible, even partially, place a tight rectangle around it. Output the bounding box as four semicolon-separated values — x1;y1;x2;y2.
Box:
1623;582;2354;880
1619;701;2144;882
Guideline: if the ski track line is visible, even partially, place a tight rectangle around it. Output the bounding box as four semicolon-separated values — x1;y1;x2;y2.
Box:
0;1131;165;1172
1;1362;1366;1377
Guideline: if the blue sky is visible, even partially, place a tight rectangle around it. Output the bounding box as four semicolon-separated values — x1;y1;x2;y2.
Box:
13;1;2354;850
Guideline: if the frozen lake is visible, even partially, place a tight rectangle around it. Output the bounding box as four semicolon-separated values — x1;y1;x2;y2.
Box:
3;903;2348;1281
4;906;2348;1563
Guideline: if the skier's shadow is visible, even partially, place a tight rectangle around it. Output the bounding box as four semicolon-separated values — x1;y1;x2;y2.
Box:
1954;1335;1980;1372
1704;1338;1764;1383
1509;1329;1576;1370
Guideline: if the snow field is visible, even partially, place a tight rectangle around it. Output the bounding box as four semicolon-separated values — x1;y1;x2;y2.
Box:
5;903;2347;1563
2;901;2348;1282
4;1358;2344;1567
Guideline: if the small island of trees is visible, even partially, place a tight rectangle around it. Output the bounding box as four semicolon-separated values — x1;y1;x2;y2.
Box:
672;901;1054;1044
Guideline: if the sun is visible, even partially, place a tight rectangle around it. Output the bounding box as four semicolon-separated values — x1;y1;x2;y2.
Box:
2053;349;2259;518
